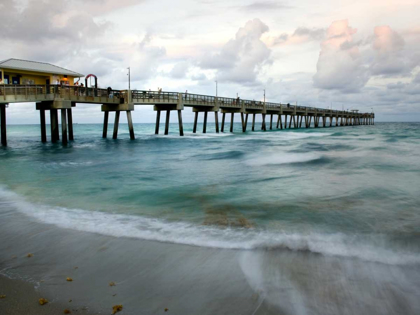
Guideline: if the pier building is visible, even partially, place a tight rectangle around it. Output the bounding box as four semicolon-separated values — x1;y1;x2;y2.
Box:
0;59;375;147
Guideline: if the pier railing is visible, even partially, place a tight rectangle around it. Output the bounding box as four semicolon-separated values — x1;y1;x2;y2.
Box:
1;84;122;103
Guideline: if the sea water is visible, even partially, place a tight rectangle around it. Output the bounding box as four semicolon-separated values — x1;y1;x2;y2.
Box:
1;122;420;313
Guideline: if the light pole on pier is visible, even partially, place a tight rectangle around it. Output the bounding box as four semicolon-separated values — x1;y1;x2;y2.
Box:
264;89;266;103
215;80;218;97
127;67;131;90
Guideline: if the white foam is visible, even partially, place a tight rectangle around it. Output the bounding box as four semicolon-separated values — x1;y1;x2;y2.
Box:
245;152;322;166
1;187;420;266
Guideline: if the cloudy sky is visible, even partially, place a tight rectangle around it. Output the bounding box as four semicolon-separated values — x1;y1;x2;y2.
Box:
1;0;419;124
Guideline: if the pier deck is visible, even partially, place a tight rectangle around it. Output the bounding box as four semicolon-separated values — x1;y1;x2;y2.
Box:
0;85;375;146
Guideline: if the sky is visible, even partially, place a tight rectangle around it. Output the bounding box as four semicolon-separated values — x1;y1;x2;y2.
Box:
1;0;419;124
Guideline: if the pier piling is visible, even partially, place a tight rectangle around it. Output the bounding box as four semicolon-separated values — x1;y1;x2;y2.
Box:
165;110;170;135
1;104;6;146
103;112;109;138
50;109;59;143
230;113;234;133
244;114;248;132
178;110;184;136
193;112;198;133
40;109;47;143
113;111;120;139
270;114;273;130
221;113;225;132
61;109;68;145
127;111;135;140
284;115;288;129
155;110;161;135
203;111;208;134
67;109;74;141
215;112;219;133
241;113;246;132
252;114;256;131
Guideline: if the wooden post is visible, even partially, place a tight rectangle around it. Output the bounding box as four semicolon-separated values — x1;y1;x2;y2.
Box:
230;113;234;132
155;110;161;135
113;111;120;139
270;114;273;130
221;113;225;132
1;104;7;146
193;112;198;133
40;109;47;143
67;108;74;141
103;111;109;138
61;109;68;145
241;113;245;132
214;112;219;133
203;111;208;133
127;111;135;140
178;110;184;136
252;113;256;131
284;115;287;129
165;110;170;135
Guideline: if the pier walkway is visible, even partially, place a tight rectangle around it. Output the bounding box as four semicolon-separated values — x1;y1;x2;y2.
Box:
0;85;375;146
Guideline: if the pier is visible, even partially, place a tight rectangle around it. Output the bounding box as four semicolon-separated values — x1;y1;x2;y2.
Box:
0;85;375;146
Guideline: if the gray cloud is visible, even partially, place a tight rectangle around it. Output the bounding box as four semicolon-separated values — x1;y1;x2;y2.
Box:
200;18;271;84
238;1;292;11
274;27;325;45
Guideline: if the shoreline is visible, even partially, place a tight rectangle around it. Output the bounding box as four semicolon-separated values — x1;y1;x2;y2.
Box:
0;208;271;315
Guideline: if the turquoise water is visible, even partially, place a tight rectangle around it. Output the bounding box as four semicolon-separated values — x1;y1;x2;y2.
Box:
1;122;420;264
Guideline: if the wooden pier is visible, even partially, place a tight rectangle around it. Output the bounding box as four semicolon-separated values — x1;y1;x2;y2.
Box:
0;85;375;146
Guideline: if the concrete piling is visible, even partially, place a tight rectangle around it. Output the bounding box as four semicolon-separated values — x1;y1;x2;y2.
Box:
241;113;246;132
67;108;74;141
127;111;135;140
1;104;7;146
50;109;59;142
193;112;198;133
230;113;234;133
103;111;109;138
155;110;161;135
244;114;249;132
221;113;225;132
165;110;170;135
40;109;47;143
252;113;256;131
61;109;68;145
113;111;120;139
178;110;184;136
262;114;266;131
215;112;219;133
203;111;208;134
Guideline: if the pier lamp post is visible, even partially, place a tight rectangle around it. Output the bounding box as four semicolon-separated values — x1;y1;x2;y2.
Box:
264;89;266;103
127;67;131;90
215;80;218;97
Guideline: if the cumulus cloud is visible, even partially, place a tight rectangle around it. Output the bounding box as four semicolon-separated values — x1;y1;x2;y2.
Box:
313;19;369;92
200;18;271;84
273;27;325;46
370;26;416;76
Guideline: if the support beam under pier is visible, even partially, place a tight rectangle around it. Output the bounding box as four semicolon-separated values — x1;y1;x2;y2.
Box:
241;113;245;132
61;109;68;145
221;113;225;132
178;110;184;136
252;114;256;131
1;104;7;146
214;112;219;133
127;111;135;140
155;110;161;135
203;111;208;134
193;112;198;134
40;109;47;143
50;109;59;143
67;108;74;141
165;110;170;135
230;113;234;133
103;111;109;138
113;111;120;139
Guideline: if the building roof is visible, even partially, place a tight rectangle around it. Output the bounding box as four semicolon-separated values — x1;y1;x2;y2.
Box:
0;58;84;77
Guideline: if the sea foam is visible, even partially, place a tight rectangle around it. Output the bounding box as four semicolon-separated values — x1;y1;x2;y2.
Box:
1;187;419;266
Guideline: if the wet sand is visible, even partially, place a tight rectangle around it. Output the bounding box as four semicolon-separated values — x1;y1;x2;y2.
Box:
1;206;420;315
0;208;273;315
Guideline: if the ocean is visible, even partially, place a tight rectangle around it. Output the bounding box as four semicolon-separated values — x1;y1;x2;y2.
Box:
1;122;420;314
